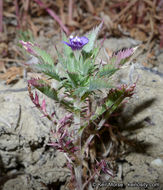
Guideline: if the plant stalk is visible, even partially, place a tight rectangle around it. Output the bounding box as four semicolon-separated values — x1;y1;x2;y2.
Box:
74;99;83;190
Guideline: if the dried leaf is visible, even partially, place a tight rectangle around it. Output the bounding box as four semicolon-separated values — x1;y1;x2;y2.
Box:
0;66;23;84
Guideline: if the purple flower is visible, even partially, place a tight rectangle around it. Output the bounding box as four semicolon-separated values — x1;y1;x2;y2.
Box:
63;36;89;50
96;160;114;177
49;129;78;154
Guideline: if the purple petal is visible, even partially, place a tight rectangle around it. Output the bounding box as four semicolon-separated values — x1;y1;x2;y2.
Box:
79;36;89;45
62;41;71;46
62;41;77;50
63;36;89;51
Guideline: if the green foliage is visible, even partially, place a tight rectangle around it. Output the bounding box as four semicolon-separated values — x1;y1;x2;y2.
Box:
34;63;61;81
81;85;134;131
73;87;89;98
83;22;103;53
30;79;74;111
97;64;119;78
88;78;112;91
33;46;54;66
20;22;136;121
17;29;34;44
21;22;137;189
31;79;59;101
62;32;73;57
67;72;80;88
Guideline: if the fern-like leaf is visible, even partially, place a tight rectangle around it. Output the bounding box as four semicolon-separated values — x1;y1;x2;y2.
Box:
67;72;80;88
28;78;74;111
28;79;59;101
34;63;61;81
73;87;89;97
20;40;54;65
88;78;112;91
33;46;54;65
97;64;119;78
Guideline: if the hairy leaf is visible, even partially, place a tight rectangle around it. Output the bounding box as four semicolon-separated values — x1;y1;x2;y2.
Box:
29;79;59;101
62;32;73;57
73;87;89;97
66;58;79;73
81;84;136;130
67;72;80;88
88;78;112;91
20;41;54;66
34;63;61;81
78;57;94;76
29;78;74;111
83;22;103;53
33;46;54;65
113;47;138;66
97;64;119;78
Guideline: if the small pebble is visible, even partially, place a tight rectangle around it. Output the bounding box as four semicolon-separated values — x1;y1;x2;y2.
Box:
151;158;163;167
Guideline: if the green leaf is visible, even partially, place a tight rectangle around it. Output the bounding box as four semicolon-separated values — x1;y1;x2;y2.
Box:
67;72;79;88
34;64;61;81
17;30;34;43
88;78;112;91
97;64;119;78
55;47;67;70
62;32;73;57
33;46;54;66
66;58;79;73
73;87;89;97
78;58;94;76
80;86;131;131
31;79;74;111
83;22;103;53
32;80;59;101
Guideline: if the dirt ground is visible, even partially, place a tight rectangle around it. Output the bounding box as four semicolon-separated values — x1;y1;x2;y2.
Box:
0;36;163;190
0;0;163;189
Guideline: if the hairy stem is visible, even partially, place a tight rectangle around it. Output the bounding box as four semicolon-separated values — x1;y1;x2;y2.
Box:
74;99;83;190
74;165;83;190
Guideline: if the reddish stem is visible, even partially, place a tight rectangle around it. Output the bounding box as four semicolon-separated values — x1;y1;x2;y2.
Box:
68;0;73;23
33;0;69;35
14;0;20;28
0;0;3;32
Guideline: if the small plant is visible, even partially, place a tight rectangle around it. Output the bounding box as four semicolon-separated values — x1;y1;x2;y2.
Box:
20;22;137;190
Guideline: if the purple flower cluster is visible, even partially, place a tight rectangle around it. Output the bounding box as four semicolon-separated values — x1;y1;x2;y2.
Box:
96;160;114;177
63;35;89;50
49;114;78;154
49;129;78;154
28;89;48;117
